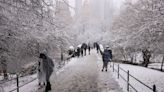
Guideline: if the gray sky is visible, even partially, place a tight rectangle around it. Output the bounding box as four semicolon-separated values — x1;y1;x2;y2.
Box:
67;0;125;17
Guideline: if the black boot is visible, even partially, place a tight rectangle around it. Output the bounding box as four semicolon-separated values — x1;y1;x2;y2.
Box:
45;81;51;92
38;82;41;86
101;69;103;72
43;82;45;86
47;81;51;90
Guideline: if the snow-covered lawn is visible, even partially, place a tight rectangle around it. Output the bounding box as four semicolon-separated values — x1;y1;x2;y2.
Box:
109;62;164;92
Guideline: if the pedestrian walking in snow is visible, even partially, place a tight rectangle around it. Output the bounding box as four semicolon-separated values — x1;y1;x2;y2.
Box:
88;44;91;55
101;46;112;72
94;42;100;53
81;43;87;56
77;47;81;57
68;46;75;58
39;53;54;92
81;48;83;57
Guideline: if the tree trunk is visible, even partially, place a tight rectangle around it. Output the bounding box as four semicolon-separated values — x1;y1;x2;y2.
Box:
3;70;8;80
142;49;151;67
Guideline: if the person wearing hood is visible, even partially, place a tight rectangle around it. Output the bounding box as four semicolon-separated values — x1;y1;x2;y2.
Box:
39;53;54;92
101;46;112;72
37;50;48;87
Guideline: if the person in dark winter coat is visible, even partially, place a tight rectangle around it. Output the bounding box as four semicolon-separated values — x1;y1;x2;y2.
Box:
95;43;100;53
93;42;97;49
77;47;81;57
81;43;87;56
81;48;83;57
101;47;112;72
39;53;54;92
88;44;91;55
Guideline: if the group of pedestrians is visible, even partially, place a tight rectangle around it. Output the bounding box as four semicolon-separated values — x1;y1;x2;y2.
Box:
68;43;91;58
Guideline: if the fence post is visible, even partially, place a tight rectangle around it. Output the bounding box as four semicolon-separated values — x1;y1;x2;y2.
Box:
153;85;156;92
127;70;129;92
118;64;120;79
16;74;19;92
113;62;114;72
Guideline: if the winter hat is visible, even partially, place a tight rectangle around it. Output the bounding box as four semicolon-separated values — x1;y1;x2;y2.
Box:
39;53;46;59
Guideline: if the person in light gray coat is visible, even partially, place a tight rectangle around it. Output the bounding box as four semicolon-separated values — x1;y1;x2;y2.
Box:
39;53;54;92
37;59;46;86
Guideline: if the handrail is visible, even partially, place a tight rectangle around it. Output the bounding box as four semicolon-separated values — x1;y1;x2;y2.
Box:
129;83;138;92
9;78;37;92
110;62;157;92
118;64;153;90
119;66;127;73
129;74;153;90
119;74;127;82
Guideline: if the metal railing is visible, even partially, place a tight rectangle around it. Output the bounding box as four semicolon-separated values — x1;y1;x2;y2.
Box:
110;62;157;92
0;73;37;92
8;74;37;92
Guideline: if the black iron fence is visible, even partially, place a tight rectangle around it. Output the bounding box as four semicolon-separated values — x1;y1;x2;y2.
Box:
8;74;37;92
0;73;37;92
110;62;157;92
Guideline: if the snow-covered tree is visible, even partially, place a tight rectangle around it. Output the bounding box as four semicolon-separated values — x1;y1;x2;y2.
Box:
110;0;164;66
0;0;74;74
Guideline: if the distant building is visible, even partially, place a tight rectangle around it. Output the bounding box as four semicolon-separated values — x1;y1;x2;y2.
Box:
75;0;82;17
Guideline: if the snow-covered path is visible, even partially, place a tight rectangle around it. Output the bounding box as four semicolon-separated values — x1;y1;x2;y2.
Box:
47;50;123;92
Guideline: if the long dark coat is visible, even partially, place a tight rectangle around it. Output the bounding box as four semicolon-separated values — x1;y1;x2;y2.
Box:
42;56;54;81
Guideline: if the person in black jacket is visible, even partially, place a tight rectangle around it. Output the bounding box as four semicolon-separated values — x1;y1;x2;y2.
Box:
101;47;112;72
88;44;91;55
77;47;81;57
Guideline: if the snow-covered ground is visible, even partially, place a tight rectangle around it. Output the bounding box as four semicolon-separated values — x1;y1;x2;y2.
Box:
107;62;164;92
49;50;123;92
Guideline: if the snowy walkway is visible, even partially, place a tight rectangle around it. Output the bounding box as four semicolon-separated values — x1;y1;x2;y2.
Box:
45;50;123;92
